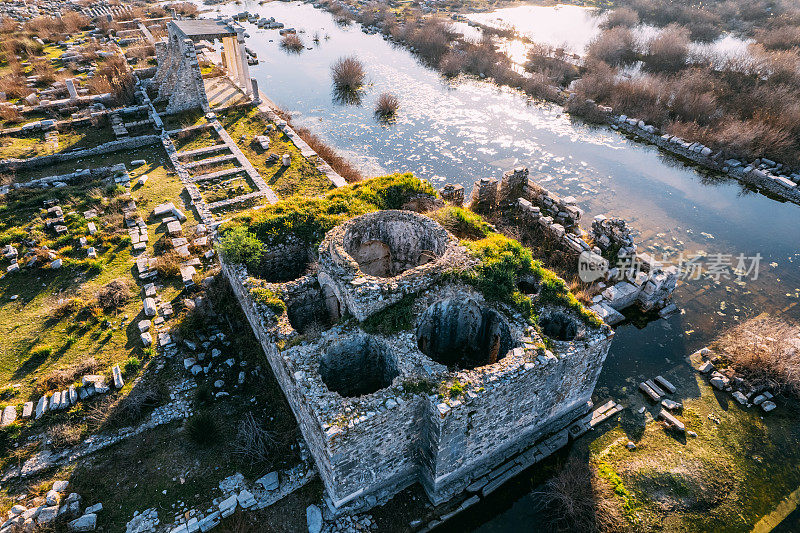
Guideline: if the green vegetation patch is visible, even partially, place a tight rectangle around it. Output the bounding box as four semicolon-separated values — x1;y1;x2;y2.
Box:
219;173;436;270
457;233;603;328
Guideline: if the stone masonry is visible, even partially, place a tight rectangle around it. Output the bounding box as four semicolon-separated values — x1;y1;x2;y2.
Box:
222;209;615;515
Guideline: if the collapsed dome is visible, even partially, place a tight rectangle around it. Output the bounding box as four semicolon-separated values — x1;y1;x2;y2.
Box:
342;210;449;278
539;310;582;341
416;298;513;370
319;334;399;397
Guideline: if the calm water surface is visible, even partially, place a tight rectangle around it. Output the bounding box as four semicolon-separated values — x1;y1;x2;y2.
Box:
204;1;799;528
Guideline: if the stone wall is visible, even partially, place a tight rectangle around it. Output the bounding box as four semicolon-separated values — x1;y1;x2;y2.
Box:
221;210;615;516
152;35;210;113
0;135;160;173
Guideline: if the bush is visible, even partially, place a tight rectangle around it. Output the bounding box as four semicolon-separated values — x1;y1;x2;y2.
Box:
586;27;637;66
88;55;135;106
186;411;219;445
96;279;132;312
601;7;639;29
280;33;304;52
38;357;98;393
713;317;800;396
249;287;286;315
219;226;263;269
290;123;364;183
232;413;276;466
154;250;183;278
439;50;467;76
406;19;453;63
331;56;365;90
48;422;83;449
374;92;399;119
643;24;690;73
122;357;141;376
537;458;628;532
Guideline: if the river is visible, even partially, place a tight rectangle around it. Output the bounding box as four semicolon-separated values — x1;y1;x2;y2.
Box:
200;1;800;529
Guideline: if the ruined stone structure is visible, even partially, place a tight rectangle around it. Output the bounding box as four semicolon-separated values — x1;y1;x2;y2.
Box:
222;208;615;514
470;167;678;324
152;20;255;113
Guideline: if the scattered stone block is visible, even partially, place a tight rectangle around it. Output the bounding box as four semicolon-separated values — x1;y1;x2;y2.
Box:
661;398;682;411
762;400;776;412
22;401;33;418
732;391;748;405
1;405;17;426
658;409;685;432
111;365;124;389
698;361;714;373
68;513;97;531
143;297;157;317
654;375;676;394
256;472;279;491
306;505;322;533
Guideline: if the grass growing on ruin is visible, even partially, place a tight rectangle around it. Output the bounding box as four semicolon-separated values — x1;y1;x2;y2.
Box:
457;233;603;329
217;106;333;198
0;148;196;405
219;173;436;263
0;124;116;160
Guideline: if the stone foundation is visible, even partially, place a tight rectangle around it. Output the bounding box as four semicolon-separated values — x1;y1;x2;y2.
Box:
221;208;614;515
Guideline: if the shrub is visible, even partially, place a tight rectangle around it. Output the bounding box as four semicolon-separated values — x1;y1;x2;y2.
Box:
51;297;85;319
38;357;98;393
48;422;83;449
0;105;21;124
406;19;453;63
713;316;800;397
31;345;53;359
94;380;166;429
374;92;399;119
281;33;304;52
289;123;364;182
122;357;141;376
154;250;183;278
643;24;690;73
565;96;609;124
168;2;199;17
586;27;637;66
219;226;263;269
186;411;219;445
439;50;467;76
96;279;131;312
232;413;276;466
249;287;286;315
88;55;135;106
331;55;365;90
537;458;629;531
601;7;639;29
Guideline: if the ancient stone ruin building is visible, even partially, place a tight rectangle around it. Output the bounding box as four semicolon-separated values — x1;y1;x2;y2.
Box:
222;199;616;514
152;20;255;113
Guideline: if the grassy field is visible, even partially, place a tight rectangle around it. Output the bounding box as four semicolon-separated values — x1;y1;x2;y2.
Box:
218;107;333;198
0;145;198;405
588;358;800;532
0;124;116;160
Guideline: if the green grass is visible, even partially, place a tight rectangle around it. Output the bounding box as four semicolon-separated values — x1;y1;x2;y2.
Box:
217;106;333;198
0;147;198;404
592;370;800;532
0;124;115;161
171;127;221;152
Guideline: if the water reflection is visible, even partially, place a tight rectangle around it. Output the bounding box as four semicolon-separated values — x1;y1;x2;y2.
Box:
204;0;799;527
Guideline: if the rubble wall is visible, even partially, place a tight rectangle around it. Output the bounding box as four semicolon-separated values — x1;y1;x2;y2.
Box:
423;330;613;502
